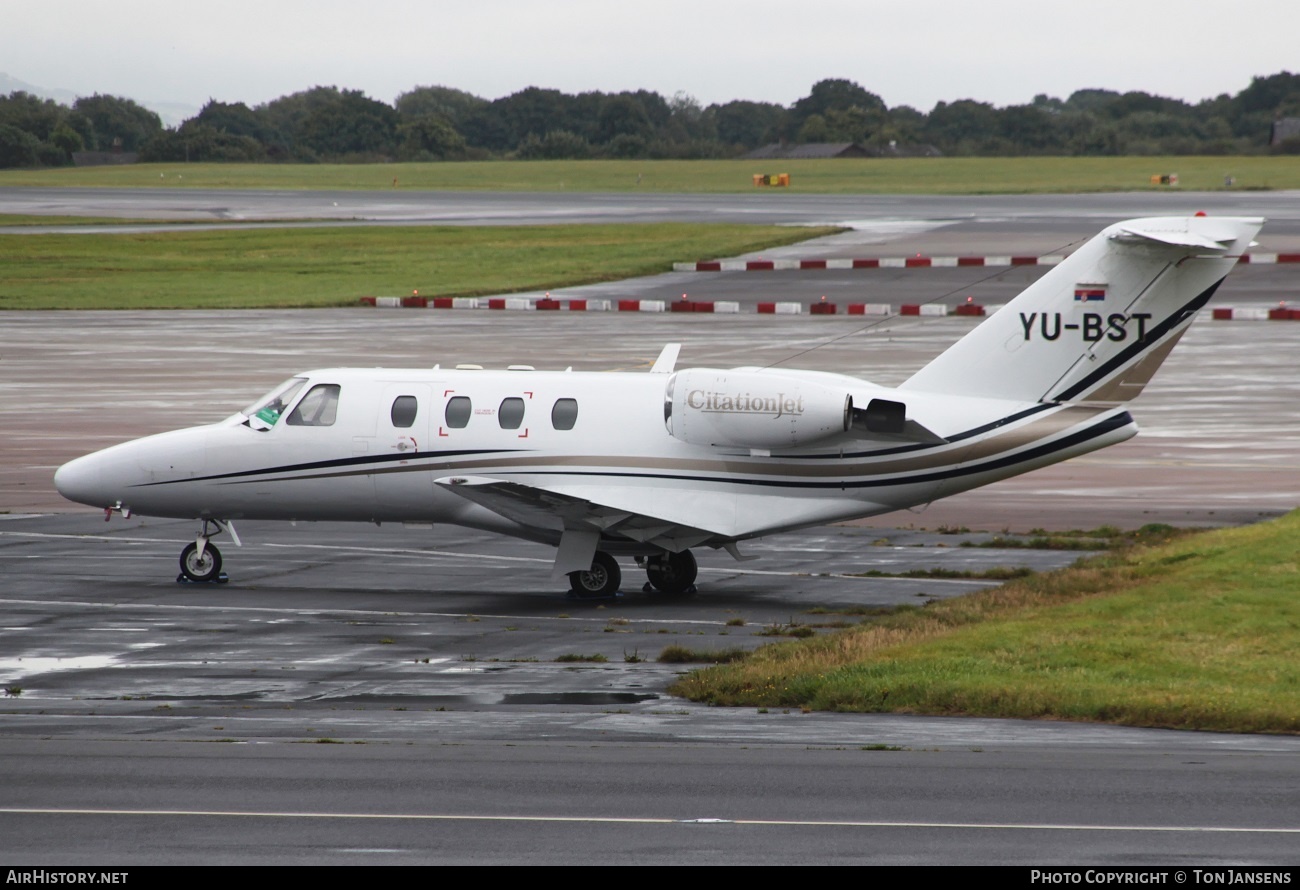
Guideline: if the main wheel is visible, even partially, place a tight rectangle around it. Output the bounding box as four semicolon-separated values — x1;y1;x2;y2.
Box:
568;551;621;598
180;541;222;582
645;549;697;596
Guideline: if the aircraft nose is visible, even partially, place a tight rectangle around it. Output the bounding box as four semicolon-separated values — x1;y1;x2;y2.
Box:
54;453;107;508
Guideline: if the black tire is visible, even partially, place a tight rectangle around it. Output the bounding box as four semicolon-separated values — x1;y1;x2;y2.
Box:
645;549;698;596
180;541;222;582
568;551;621;598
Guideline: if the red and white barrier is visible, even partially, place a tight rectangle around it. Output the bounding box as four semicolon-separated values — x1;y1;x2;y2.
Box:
675;251;1298;273
363;296;993;316
616;299;666;312
1211;304;1300;320
368;296;1300;322
899;304;949;317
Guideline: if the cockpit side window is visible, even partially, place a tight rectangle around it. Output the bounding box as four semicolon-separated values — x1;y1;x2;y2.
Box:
245;377;307;431
285;384;341;427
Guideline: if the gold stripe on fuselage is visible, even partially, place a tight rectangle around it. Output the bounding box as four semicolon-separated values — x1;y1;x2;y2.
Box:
222;405;1115;485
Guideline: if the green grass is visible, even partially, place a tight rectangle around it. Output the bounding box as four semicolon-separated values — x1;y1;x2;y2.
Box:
960;523;1193;551
671;510;1300;734
2;156;1298;193
0;214;178;226
0;222;837;310
850;567;1037;580
658;645;751;664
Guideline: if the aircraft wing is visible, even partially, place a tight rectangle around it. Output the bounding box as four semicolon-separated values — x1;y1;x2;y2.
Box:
434;475;721;568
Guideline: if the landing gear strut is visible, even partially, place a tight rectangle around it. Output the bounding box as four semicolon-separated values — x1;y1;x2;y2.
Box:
568;551;621;598
178;518;235;583
642;549;698;596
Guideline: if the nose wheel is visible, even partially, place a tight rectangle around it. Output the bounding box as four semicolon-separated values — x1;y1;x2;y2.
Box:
177;518;236;583
179;540;223;582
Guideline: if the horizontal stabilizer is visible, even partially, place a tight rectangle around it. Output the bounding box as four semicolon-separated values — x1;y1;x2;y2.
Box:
1109;225;1234;251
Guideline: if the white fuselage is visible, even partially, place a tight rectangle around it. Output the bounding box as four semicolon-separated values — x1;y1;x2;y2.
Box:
54;365;1136;551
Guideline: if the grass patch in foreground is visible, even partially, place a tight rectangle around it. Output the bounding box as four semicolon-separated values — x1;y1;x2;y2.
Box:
961;523;1192;551
658;645;751;664
850;567;1036;581
0;222;836;310
671;510;1300;733
2;156;1298;193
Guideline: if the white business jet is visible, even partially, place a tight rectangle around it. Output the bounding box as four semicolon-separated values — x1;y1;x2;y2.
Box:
55;215;1262;596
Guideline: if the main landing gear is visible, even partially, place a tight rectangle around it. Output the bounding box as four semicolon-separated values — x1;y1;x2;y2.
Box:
178;518;237;583
568;551;621;598
641;550;698;597
566;549;699;599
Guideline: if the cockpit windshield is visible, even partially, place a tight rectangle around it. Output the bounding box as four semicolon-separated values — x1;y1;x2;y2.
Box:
243;377;307;430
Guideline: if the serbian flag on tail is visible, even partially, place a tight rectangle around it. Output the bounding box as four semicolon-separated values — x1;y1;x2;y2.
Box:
1074;284;1107;302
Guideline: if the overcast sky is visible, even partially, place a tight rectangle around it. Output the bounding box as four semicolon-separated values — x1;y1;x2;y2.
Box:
4;0;1295;118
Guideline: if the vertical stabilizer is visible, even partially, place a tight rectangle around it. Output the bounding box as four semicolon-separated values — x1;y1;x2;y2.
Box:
900;216;1263;403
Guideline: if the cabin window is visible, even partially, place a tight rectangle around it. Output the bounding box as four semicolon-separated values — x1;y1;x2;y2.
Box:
445;396;471;429
551;398;578;430
391;395;418;429
498;397;525;430
285;384;340;427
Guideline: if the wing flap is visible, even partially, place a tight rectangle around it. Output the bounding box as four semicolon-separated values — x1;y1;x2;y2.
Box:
435;475;723;553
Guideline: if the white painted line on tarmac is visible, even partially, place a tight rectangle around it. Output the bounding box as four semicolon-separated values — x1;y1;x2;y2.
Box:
3;807;1297;834
0;531;550;565
0;598;731;627
2;531;989;583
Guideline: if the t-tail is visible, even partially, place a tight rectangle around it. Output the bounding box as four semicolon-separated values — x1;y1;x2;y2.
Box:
901;215;1263;404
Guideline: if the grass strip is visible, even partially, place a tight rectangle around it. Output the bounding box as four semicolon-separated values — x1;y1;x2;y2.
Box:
0;222;837;310
959;523;1195;551
1;156;1298;193
671;510;1300;734
0;215;181;227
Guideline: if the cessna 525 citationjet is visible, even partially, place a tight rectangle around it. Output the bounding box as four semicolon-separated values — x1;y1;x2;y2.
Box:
55;215;1262;597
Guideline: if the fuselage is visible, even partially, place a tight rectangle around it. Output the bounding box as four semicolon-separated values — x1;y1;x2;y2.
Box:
54;365;1137;549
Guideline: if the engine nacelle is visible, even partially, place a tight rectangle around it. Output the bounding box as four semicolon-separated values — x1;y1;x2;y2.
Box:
665;369;852;449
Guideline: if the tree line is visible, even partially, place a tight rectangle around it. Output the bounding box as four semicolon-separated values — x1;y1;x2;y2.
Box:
2;72;1299;169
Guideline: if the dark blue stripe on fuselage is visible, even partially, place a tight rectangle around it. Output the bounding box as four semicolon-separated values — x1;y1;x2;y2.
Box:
132;448;522;487
128;409;1130;495
505;410;1134;492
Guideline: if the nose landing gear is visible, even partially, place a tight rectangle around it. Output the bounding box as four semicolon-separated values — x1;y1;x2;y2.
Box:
178;518;237;583
180;540;223;582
